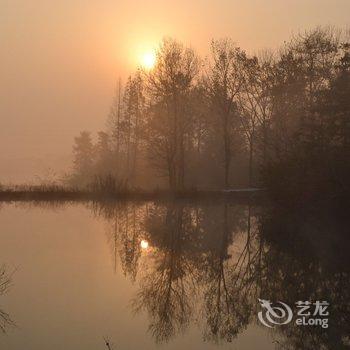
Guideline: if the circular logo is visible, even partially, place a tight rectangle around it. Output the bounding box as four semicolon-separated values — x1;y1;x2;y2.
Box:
258;298;293;328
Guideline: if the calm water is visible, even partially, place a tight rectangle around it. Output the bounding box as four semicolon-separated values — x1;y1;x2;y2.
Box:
0;200;349;349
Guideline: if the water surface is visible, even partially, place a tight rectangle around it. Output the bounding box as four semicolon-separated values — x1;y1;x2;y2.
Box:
0;200;348;349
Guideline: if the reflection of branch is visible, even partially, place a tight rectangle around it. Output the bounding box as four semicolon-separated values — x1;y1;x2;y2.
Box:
230;205;263;299
0;309;13;333
97;202;145;281
103;337;114;350
132;273;192;343
130;204;197;343
201;204;265;343
0;267;12;295
0;265;15;333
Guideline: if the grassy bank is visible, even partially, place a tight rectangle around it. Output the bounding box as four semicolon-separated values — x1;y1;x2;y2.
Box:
0;184;265;202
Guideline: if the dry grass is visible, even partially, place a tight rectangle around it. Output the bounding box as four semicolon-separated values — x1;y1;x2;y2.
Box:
0;177;265;203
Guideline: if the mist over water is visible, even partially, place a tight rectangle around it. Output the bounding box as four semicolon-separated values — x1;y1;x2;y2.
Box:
0;199;348;349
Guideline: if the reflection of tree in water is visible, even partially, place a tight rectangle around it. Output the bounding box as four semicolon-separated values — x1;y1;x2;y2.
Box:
117;203;144;281
94;199;350;348
93;201;147;280
199;200;350;349
0;265;14;333
259;200;350;350
97;201;261;343
132;203;201;343
200;203;256;342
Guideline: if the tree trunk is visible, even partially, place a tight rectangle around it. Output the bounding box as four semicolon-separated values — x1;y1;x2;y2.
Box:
224;115;230;189
248;137;254;187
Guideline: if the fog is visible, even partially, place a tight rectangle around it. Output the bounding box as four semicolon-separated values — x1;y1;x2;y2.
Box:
1;0;350;183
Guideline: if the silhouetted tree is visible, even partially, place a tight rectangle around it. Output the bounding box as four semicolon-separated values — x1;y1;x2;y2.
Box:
69;27;350;196
206;39;245;188
146;38;199;190
71;131;95;186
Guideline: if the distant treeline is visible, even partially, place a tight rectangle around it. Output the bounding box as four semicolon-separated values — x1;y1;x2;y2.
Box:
69;27;350;199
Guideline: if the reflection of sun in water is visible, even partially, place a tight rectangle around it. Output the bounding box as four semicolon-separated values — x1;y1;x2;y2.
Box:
140;239;149;249
140;51;156;70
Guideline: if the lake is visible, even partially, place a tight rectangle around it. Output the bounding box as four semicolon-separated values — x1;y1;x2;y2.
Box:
0;200;348;349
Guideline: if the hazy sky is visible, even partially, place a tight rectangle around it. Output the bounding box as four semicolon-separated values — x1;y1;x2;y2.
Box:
1;0;350;180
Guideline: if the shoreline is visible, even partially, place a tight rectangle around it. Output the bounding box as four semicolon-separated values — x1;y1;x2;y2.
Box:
0;188;266;203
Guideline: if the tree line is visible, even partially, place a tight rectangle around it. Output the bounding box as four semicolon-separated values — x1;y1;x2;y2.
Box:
70;27;350;197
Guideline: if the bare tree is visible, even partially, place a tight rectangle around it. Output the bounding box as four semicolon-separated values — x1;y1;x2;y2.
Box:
237;53;276;185
146;38;199;190
123;71;145;183
206;39;245;188
108;78;123;167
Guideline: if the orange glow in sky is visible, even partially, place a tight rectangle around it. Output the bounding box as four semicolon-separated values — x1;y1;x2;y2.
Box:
140;51;156;69
1;0;350;183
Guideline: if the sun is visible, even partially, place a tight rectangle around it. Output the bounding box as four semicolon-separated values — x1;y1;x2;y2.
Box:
140;239;149;249
141;51;156;70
